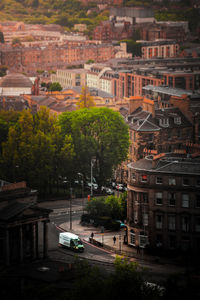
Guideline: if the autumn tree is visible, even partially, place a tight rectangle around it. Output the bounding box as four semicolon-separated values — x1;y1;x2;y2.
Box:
76;86;95;109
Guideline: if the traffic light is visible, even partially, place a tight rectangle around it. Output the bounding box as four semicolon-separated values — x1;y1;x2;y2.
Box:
88;194;90;202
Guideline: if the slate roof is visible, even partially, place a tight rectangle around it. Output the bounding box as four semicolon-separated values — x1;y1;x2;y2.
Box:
129;155;200;175
0;201;32;221
0;73;33;88
122;105;192;132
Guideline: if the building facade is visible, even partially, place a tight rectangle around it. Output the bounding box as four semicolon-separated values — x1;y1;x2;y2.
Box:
127;153;200;254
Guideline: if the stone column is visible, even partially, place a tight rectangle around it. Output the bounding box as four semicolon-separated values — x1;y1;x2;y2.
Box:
19;225;23;263
43;221;48;259
5;229;10;266
31;223;36;260
35;222;39;259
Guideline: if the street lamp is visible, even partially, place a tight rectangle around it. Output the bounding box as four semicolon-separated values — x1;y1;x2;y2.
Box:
90;158;94;197
78;173;84;213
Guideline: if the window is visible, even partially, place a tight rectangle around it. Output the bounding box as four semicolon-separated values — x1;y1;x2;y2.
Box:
130;230;136;246
168;216;176;231
196;195;200;208
155;192;163;205
182;194;189;208
143;213;148;226
156;215;162;229
141;174;147;182
156;176;163;184
132;173;136;182
143;193;148;203
183;178;190;186
174;117;181;125
182;216;189;232
169;177;176;185
169;235;176;249
195;217;200;232
168;192;176;206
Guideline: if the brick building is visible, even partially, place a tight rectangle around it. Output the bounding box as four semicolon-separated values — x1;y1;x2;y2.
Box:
139;22;188;42
127;153;200;254
93;20;133;42
0;43;115;73
141;40;179;59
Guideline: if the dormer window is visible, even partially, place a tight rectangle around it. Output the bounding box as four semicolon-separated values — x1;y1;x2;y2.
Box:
174;117;181;125
159;118;169;127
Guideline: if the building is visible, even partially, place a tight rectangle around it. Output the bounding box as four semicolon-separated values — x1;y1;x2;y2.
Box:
51;69;87;89
109;7;155;24
93;20;133;42
0;73;36;96
0;181;52;266
122;96;193;162
127;152;200;254
141;40;179;59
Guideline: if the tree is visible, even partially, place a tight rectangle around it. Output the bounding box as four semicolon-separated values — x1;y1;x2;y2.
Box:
12;37;22;46
0;65;8;77
76;86;95;109
47;82;62;92
59;108;130;186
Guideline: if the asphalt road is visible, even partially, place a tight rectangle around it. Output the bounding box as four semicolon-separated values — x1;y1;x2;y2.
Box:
38;199;185;283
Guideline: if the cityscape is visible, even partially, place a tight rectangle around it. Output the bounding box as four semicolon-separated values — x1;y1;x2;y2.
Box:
0;0;200;299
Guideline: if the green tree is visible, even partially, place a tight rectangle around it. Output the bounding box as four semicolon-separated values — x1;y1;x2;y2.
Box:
76;86;96;109
48;82;62;92
0;65;8;77
59;108;130;186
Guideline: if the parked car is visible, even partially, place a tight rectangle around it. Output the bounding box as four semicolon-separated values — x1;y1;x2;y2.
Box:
115;220;126;228
87;182;98;190
105;187;114;195
116;183;124;191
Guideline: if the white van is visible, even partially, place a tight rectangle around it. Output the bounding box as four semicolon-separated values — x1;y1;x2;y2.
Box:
59;232;84;252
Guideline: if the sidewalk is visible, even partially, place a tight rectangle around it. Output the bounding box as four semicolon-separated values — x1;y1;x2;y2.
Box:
59;218;184;267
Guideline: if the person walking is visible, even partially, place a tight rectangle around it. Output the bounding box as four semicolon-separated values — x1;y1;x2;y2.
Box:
113;235;116;245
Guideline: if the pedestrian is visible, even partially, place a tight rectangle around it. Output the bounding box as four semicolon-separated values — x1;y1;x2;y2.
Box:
91;232;94;239
113;235;116;245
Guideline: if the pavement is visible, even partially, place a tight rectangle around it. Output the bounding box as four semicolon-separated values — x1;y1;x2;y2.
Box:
58;217;186;270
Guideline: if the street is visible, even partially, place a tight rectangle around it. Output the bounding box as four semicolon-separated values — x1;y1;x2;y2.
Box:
38;198;185;283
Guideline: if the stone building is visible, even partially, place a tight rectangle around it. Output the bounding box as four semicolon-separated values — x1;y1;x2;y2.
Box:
122;96;193;162
51;69;87;89
127;152;200;254
0;181;52;266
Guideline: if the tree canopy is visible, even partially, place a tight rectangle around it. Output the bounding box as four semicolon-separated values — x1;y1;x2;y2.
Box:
59;107;130;186
48;82;62;92
0;107;129;197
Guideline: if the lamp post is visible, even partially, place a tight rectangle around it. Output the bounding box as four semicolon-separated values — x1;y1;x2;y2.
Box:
90;158;94;197
69;187;72;230
78;173;84;213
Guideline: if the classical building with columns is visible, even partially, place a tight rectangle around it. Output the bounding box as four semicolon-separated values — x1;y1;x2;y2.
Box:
0;181;52;266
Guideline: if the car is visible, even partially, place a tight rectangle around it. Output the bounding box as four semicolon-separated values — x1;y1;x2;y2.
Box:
115;220;126;228
116;183;124;191
105;187;114;195
87;182;98;190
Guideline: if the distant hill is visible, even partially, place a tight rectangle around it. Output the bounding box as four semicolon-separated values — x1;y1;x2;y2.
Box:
0;0;199;34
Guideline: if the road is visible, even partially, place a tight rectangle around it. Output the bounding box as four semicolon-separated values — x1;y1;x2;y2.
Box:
38;199;185;282
38;198;116;265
